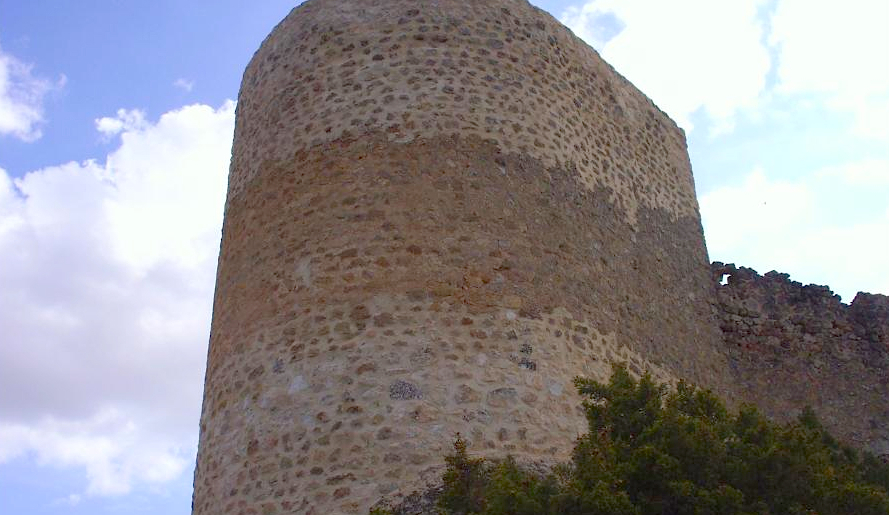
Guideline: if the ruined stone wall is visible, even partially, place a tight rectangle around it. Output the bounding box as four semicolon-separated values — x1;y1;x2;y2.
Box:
192;1;730;513
712;262;889;456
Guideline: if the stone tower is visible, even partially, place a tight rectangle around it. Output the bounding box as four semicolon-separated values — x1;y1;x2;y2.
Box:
192;0;730;512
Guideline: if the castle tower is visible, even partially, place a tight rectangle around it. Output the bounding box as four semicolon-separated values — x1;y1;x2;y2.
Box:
192;0;730;512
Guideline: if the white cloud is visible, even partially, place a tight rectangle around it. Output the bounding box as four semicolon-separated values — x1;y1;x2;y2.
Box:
849;94;889;142
0;44;58;141
701;161;889;301
95;108;148;137
701;167;815;250
0;410;186;496
561;0;770;133
0;101;235;497
816;158;889;186
770;0;889;97
0;167;26;235
770;0;889;141
174;78;195;92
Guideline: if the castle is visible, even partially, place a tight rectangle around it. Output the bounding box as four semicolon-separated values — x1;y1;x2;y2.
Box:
192;0;888;513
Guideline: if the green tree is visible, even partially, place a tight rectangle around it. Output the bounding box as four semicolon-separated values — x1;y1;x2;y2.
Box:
425;364;889;515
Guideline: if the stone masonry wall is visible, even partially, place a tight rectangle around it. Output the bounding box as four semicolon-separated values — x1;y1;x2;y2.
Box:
712;262;889;456
192;1;730;513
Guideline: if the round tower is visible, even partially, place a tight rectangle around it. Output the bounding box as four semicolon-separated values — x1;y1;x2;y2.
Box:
193;0;729;512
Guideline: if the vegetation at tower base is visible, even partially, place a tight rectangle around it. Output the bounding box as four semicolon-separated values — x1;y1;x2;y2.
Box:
374;365;889;515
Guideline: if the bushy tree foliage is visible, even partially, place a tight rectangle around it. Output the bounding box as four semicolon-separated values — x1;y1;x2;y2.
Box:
434;365;889;515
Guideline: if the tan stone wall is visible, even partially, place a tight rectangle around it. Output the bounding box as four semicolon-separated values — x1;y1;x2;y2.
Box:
228;0;698;225
192;1;729;513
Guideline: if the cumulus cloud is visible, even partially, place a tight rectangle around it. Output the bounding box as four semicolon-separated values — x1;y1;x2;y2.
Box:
0;101;235;497
701;160;889;301
770;0;889;97
95;108;148;137
0;410;185;496
561;0;771;133
770;0;889;141
0;44;60;141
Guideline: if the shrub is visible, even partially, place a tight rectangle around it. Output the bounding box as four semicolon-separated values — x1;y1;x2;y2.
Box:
429;364;889;515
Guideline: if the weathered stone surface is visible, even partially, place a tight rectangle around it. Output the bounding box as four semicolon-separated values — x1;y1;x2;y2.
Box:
389;380;422;400
192;0;731;513
712;262;889;455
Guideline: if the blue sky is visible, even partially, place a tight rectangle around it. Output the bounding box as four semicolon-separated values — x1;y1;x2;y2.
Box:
0;0;887;514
